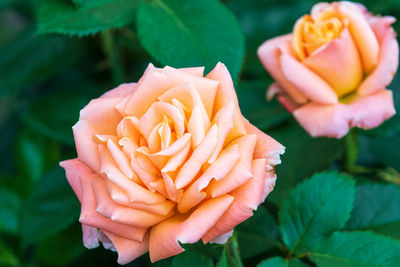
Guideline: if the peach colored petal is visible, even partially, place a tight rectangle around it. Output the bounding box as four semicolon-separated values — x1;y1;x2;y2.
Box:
293;89;396;138
258;35;308;104
178;145;241;213
188;105;206;148
91;175;174;227
99;145;164;204
162;142;191;173
337;1;379;73
303;28;363;97
79;97;122;134
72;120;100;172
116;116;141;142
130;152;159;187
161;172;183;202
208;101;235;163
159;82;210;127
100;83;137;99
60;158;93;202
244;121;285;163
203;159;273;243
140;102;185;140
210;230;233;244
279;43;338;103
117;64;219;118
358;16;399;96
103;180;174;216
206;63;247;144
102;231;149;265
78;173;147;241
107;139;134;179
208;135;257;197
149;195;234;262
175;124;218;189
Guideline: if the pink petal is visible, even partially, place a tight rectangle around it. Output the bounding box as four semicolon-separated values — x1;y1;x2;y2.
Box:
206;62;247;144
279;42;338;103
303;28;363;98
149;195;234;262
293;89;396;138
203;158;274;243
78;173;148;241
82;224;100;249
60;158;93;202
258;35;308;104
358;16;399;96
100;83;137;99
72;120;101;172
244;121;285;163
337;2;379;73
103;230;149;265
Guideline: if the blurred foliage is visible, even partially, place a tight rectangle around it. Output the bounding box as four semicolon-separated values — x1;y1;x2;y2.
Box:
0;0;400;266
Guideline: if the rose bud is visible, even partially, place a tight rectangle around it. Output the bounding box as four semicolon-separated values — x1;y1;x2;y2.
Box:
258;1;398;138
60;63;284;264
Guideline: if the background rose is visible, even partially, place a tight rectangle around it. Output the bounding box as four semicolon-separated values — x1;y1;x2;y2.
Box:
60;63;284;264
258;1;399;138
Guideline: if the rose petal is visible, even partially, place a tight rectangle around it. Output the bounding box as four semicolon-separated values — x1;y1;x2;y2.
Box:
60;158;93;202
178;144;241;213
358;16;399;96
258;35;308;104
203;158;273;243
103;230;149;265
78;173;148;241
206;63;247;144
337;1;379;73
302;28;363;98
293;89;396;138
149;195;234;262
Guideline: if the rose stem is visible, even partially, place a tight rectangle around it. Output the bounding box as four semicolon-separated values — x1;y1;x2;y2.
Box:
101;29;124;85
343;129;371;174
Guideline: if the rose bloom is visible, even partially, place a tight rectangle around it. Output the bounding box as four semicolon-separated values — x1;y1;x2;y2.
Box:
258;1;399;138
60;63;284;264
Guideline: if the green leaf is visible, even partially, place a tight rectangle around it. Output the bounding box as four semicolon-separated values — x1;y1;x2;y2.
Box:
37;0;139;36
0;28;81;96
236;80;290;130
21;166;80;246
280;172;356;255
268;121;344;204
346;183;400;239
310;231;400;267
258;257;308;267
236;207;280;259
0;187;20;234
172;249;213;267
36;223;85;265
137;0;245;81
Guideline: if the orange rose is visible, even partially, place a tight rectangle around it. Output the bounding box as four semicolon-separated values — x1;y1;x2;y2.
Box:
258;2;398;138
60;63;284;264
